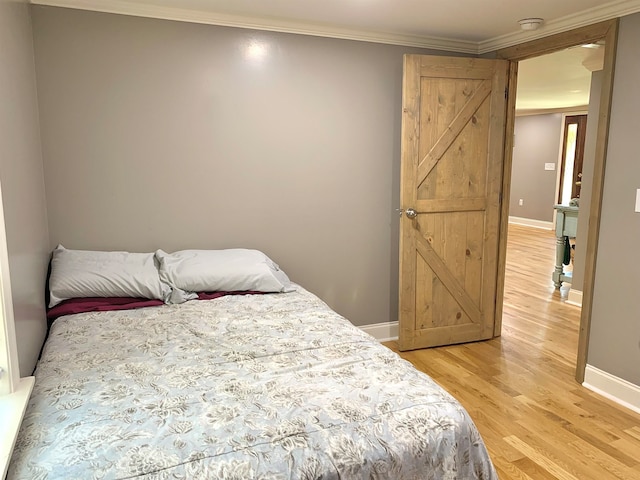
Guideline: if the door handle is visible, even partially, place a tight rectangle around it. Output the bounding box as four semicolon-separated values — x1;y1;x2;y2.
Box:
405;208;418;219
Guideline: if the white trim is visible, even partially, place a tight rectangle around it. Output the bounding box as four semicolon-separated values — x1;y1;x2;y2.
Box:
508;216;553;230
359;321;398;342
0;376;34;478
29;0;640;54
567;288;583;307
583;365;640;415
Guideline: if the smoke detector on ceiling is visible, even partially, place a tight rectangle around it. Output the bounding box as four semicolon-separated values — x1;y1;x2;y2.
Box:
518;18;544;31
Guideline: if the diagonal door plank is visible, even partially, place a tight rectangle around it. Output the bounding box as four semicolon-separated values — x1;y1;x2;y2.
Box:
417;80;491;185
415;231;482;326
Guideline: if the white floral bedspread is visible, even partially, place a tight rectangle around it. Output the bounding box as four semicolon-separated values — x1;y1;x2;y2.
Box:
9;286;497;479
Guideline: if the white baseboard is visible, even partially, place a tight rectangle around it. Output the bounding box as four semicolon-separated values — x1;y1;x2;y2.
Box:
508;216;554;230
359;321;398;342
567;288;583;307
583;365;640;415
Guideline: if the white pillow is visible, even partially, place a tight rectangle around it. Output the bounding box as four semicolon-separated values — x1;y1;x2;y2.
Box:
49;245;171;307
155;248;294;299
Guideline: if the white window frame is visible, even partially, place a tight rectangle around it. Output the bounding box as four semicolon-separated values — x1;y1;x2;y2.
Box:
0;188;19;396
0;182;34;477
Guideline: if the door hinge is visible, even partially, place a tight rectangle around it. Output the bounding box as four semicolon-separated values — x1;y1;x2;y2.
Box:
499;193;502;205
504;87;508;99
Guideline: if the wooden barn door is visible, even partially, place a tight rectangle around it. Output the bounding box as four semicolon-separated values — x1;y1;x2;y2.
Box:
399;55;510;350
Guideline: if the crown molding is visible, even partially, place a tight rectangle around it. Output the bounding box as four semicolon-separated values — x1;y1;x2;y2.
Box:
30;0;640;55
28;0;479;53
477;0;640;53
515;106;588;117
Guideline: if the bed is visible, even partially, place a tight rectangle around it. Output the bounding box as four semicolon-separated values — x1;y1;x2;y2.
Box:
8;247;497;479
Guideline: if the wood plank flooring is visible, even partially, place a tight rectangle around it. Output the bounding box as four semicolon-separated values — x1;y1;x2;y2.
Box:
384;223;640;479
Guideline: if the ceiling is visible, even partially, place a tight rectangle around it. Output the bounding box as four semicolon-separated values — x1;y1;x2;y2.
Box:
516;44;604;112
31;0;634;109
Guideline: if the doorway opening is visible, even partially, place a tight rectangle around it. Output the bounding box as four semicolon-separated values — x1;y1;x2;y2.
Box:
495;19;618;383
502;49;594;380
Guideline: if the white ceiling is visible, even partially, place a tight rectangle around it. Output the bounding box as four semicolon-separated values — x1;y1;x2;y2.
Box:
516;45;603;112
31;0;636;109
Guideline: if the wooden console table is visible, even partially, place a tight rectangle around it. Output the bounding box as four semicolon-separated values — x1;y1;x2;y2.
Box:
553;204;579;288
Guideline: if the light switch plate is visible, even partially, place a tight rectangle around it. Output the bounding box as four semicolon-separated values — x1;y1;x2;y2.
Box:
636;189;640;212
544;163;556;171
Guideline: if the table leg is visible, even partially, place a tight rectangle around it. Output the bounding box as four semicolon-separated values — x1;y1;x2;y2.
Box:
553;234;564;288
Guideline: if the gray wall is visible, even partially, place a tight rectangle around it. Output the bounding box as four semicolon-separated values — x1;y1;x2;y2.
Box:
21;5;640;388
0;0;50;376
509;114;562;222
31;6;451;327
588;13;640;386
572;71;602;292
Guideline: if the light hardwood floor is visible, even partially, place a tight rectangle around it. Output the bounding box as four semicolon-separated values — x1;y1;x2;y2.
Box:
384;223;640;479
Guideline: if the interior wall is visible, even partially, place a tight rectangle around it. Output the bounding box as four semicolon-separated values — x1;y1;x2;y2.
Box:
588;12;640;386
0;0;50;376
572;70;602;292
509;113;563;222
31;6;454;327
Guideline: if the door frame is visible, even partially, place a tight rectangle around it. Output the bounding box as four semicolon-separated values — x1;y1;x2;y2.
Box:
557;114;588;203
493;19;619;383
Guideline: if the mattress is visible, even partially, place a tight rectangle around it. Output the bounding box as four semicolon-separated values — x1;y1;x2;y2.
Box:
9;286;497;479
